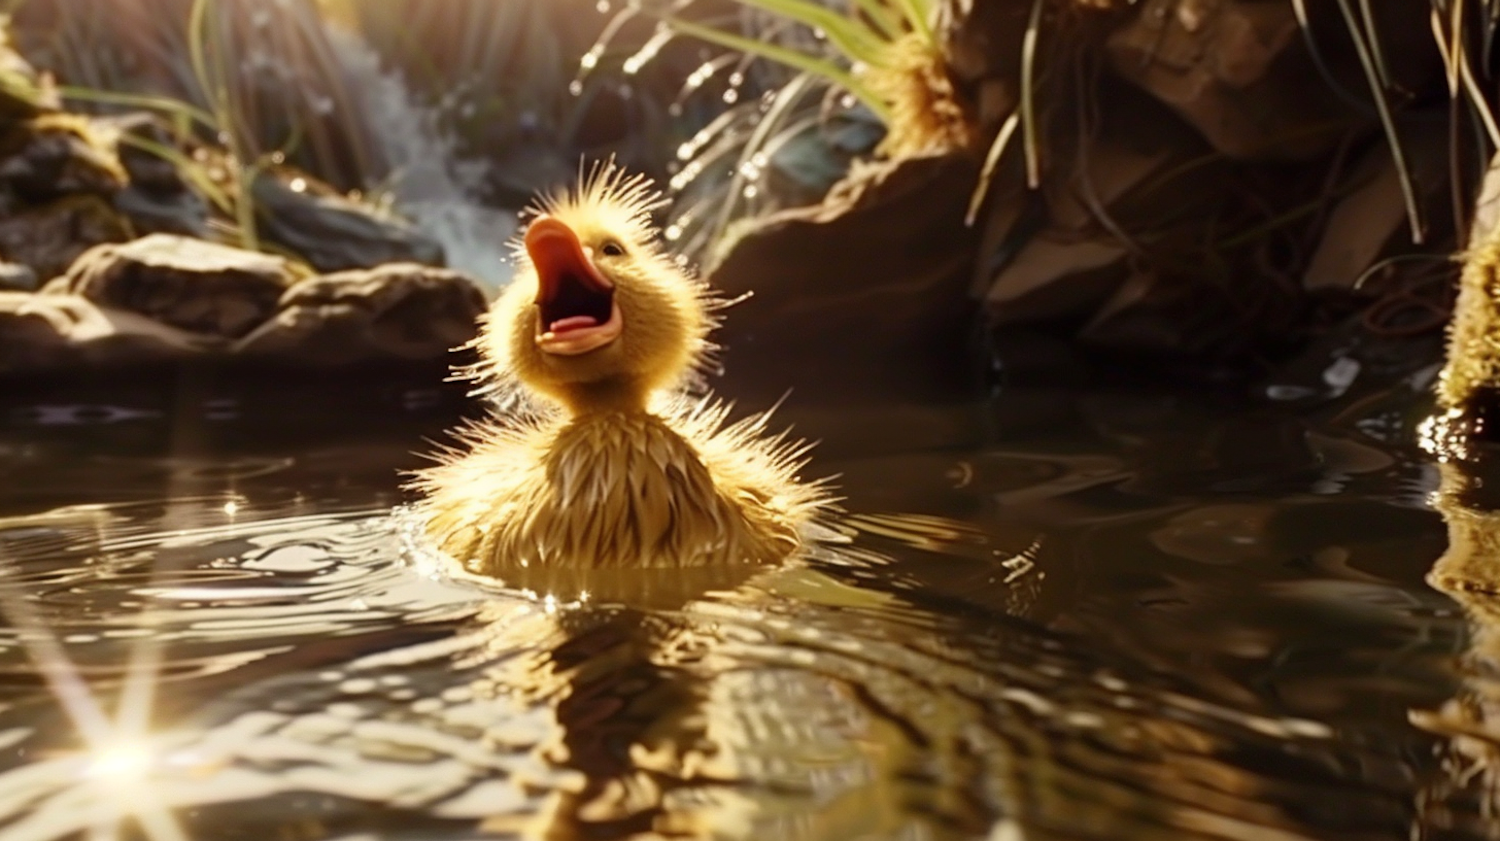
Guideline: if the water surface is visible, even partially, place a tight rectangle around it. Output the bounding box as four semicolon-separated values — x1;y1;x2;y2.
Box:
0;374;1490;840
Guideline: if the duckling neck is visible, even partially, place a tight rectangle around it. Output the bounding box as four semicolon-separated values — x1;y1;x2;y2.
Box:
558;378;653;417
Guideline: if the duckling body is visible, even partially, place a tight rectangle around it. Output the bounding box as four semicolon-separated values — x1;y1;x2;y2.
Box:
412;164;826;573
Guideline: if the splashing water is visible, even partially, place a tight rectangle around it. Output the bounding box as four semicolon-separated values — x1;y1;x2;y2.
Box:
325;26;517;293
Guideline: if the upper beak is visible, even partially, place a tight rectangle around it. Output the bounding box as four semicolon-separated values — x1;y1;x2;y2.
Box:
524;216;613;302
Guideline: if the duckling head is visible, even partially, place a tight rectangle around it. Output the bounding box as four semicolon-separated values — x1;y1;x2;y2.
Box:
479;164;711;415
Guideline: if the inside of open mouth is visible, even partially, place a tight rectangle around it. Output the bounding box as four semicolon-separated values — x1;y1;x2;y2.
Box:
541;271;614;334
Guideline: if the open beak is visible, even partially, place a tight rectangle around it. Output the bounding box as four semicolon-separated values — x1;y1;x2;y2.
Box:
525;216;623;356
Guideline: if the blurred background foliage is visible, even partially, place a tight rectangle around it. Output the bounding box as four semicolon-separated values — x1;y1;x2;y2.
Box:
0;0;1495;367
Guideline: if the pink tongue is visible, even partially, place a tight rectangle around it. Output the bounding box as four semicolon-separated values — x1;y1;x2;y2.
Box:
548;315;600;334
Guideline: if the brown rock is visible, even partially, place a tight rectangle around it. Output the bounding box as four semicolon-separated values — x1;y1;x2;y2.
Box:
1106;0;1390;160
44;234;297;339
0;291;216;373
233;262;485;366
0;195;131;283
0;114;127;203
708;154;982;398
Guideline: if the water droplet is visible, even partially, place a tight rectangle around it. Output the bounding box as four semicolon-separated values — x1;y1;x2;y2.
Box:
569;80;584;97
289;177;307;193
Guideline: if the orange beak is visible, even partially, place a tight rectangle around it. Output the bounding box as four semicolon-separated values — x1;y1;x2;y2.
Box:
524;216;622;356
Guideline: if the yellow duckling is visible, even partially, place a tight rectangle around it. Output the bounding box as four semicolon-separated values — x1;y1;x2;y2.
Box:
412;163;829;574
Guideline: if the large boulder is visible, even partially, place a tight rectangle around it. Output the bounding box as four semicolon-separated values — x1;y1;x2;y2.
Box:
709;154;983;398
0;291;214;373
234;262;486;367
43;233;299;338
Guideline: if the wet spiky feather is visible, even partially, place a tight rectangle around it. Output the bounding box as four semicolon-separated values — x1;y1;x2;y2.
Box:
412;161;829;572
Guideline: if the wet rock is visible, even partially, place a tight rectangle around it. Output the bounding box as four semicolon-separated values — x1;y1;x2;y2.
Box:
234;262;484;367
97;112;187;194
0;261;36;291
252;168;445;273
0;195;131;283
113;184;211;239
44;233;298;339
0;114;126;205
0;291;215;373
95;112;211;238
709;154;983;398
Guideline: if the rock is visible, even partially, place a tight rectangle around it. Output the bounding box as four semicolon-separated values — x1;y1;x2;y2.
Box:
0;114;127;204
44;233;298;339
709;154;983;398
0;261;36;291
234;262;485;367
94;112;212;238
252;168;445;273
0;291;216;374
114;184;211;239
1104;0;1429;161
95;112;188;195
986;237;1130;323
1303;121;1449;293
0;195;131;283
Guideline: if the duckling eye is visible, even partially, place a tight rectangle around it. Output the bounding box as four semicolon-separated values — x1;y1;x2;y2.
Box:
599;240;626;258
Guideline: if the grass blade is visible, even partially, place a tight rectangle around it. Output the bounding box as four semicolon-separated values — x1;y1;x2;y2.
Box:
1020;0;1043;188
966;109;1020;224
59;86;218;130
887;0;934;44
727;0;889;66
659;14;890;120
849;0;903;42
1334;0;1423;242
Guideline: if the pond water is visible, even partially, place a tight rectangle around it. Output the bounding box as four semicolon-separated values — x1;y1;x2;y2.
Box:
0;370;1495;840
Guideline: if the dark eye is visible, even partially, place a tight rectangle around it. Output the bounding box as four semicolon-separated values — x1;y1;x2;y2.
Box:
600;241;626;257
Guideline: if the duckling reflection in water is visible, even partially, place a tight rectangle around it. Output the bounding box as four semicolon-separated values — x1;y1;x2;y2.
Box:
412;163;830;574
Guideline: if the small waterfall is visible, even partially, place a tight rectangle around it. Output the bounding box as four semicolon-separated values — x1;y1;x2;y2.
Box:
324;25;517;293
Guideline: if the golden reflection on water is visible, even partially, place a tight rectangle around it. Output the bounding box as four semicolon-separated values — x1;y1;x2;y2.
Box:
1411;452;1500;835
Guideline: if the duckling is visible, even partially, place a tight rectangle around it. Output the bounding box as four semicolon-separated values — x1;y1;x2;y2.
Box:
411;163;829;574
